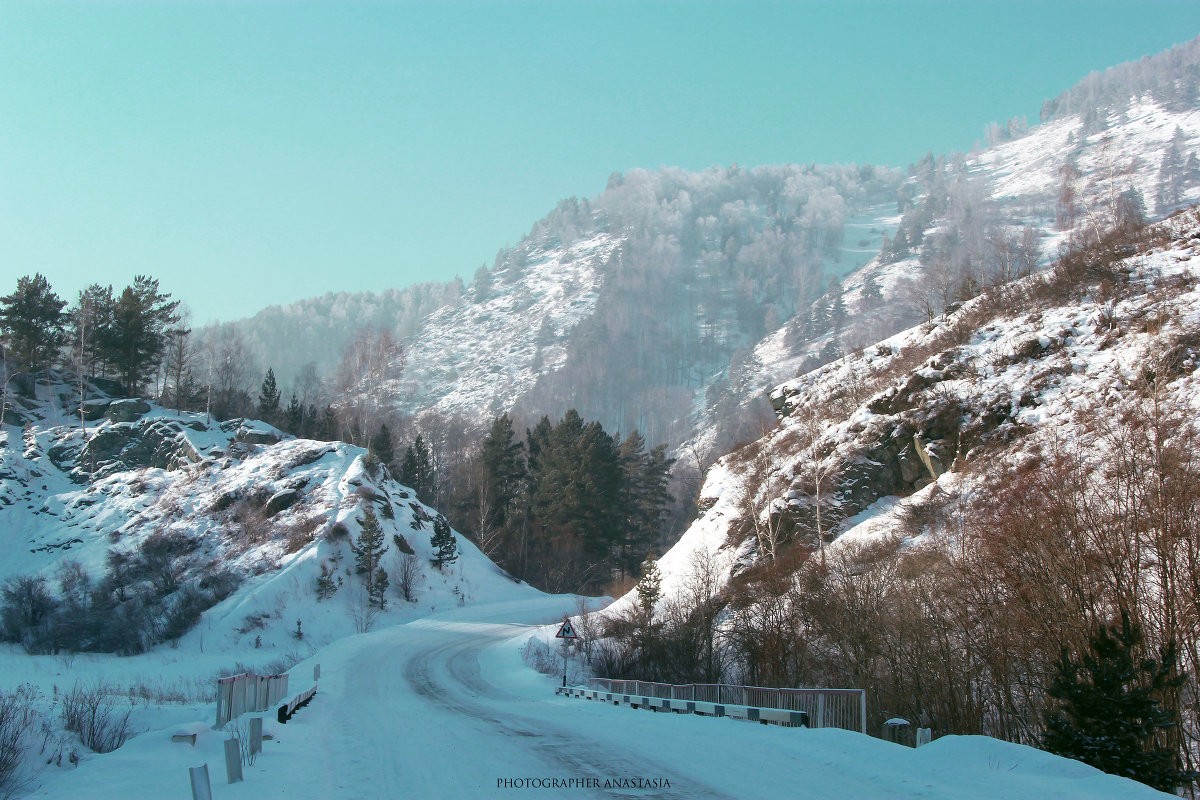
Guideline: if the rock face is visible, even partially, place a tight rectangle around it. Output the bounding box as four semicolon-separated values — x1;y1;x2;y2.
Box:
76;418;202;477
239;429;281;446
106;399;151;423
264;489;299;518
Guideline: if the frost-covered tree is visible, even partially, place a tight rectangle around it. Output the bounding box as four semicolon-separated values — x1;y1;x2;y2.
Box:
635;554;662;617
1156;127;1189;214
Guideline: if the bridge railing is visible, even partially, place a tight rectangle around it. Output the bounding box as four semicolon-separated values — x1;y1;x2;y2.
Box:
588;678;865;733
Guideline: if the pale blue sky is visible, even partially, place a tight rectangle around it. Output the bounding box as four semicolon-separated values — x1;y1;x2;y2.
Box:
2;1;1198;323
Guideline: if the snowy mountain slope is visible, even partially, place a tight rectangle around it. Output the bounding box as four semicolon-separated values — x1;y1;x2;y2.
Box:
682;90;1200;466
615;207;1200;614
208;39;1200;482
395;232;615;421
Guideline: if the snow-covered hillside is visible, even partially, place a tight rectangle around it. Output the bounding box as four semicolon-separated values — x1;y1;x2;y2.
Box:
631;208;1200;611
0;374;536;657
684;91;1200;464
396;232;615;421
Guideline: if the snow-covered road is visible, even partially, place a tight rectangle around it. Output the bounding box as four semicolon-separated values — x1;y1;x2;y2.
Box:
30;595;1173;799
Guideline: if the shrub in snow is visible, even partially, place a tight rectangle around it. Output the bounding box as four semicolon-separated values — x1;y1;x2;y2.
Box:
60;682;132;754
0;686;40;799
393;553;424;603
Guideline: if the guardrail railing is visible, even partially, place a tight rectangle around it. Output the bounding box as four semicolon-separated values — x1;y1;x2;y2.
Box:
215;672;290;729
588;678;865;733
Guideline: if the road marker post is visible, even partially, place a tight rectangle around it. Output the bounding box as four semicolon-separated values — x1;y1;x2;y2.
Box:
555;619;578;688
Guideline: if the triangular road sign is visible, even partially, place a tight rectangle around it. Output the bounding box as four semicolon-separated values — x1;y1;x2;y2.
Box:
555;620;578;639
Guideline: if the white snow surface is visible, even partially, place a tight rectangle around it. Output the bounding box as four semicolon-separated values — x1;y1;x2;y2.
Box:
15;596;1173;800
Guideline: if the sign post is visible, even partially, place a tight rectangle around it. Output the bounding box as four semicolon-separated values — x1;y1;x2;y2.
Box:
555;619;578;688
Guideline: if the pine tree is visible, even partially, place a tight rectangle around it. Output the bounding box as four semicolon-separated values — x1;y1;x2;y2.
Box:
320;405;338;441
1155;127;1188;214
430;514;458;569
828;278;847;333
69;284;115;379
479;414;524;530
315;560;339;600
860;272;884;309
400;435;436;503
372;423;395;471
617;431;674;576
106;275;180;396
350;505;389;608
1042;612;1194;793
258;367;281;420
0;274;67;372
284;393;303;434
529;411;622;574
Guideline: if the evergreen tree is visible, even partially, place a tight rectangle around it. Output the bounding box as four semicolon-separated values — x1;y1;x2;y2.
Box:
350;505;389;608
258;367;281;420
0;274;67;372
859;272;884;309
284;393;303;434
1042;612;1193;793
400;435;436;503
529;411;622;578
1155;127;1188;214
479;414;524;530
320;405;338;441
372;423;395;471
617;431;674;576
106;275;180;396
828;278;847;333
430;514;458;568
315;560;339;600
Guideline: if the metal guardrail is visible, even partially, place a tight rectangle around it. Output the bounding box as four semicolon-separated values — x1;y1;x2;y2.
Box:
215;672;290;729
588;678;866;733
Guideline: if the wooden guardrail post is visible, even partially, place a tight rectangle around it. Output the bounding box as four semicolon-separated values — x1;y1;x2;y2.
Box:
189;764;212;800
250;716;263;756
224;738;243;784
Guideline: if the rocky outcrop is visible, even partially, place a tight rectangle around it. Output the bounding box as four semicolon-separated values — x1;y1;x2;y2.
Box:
106;399;151;423
76;418;202;477
264;488;300;518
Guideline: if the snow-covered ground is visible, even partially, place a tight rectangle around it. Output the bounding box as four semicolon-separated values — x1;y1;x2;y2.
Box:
14;594;1173;800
